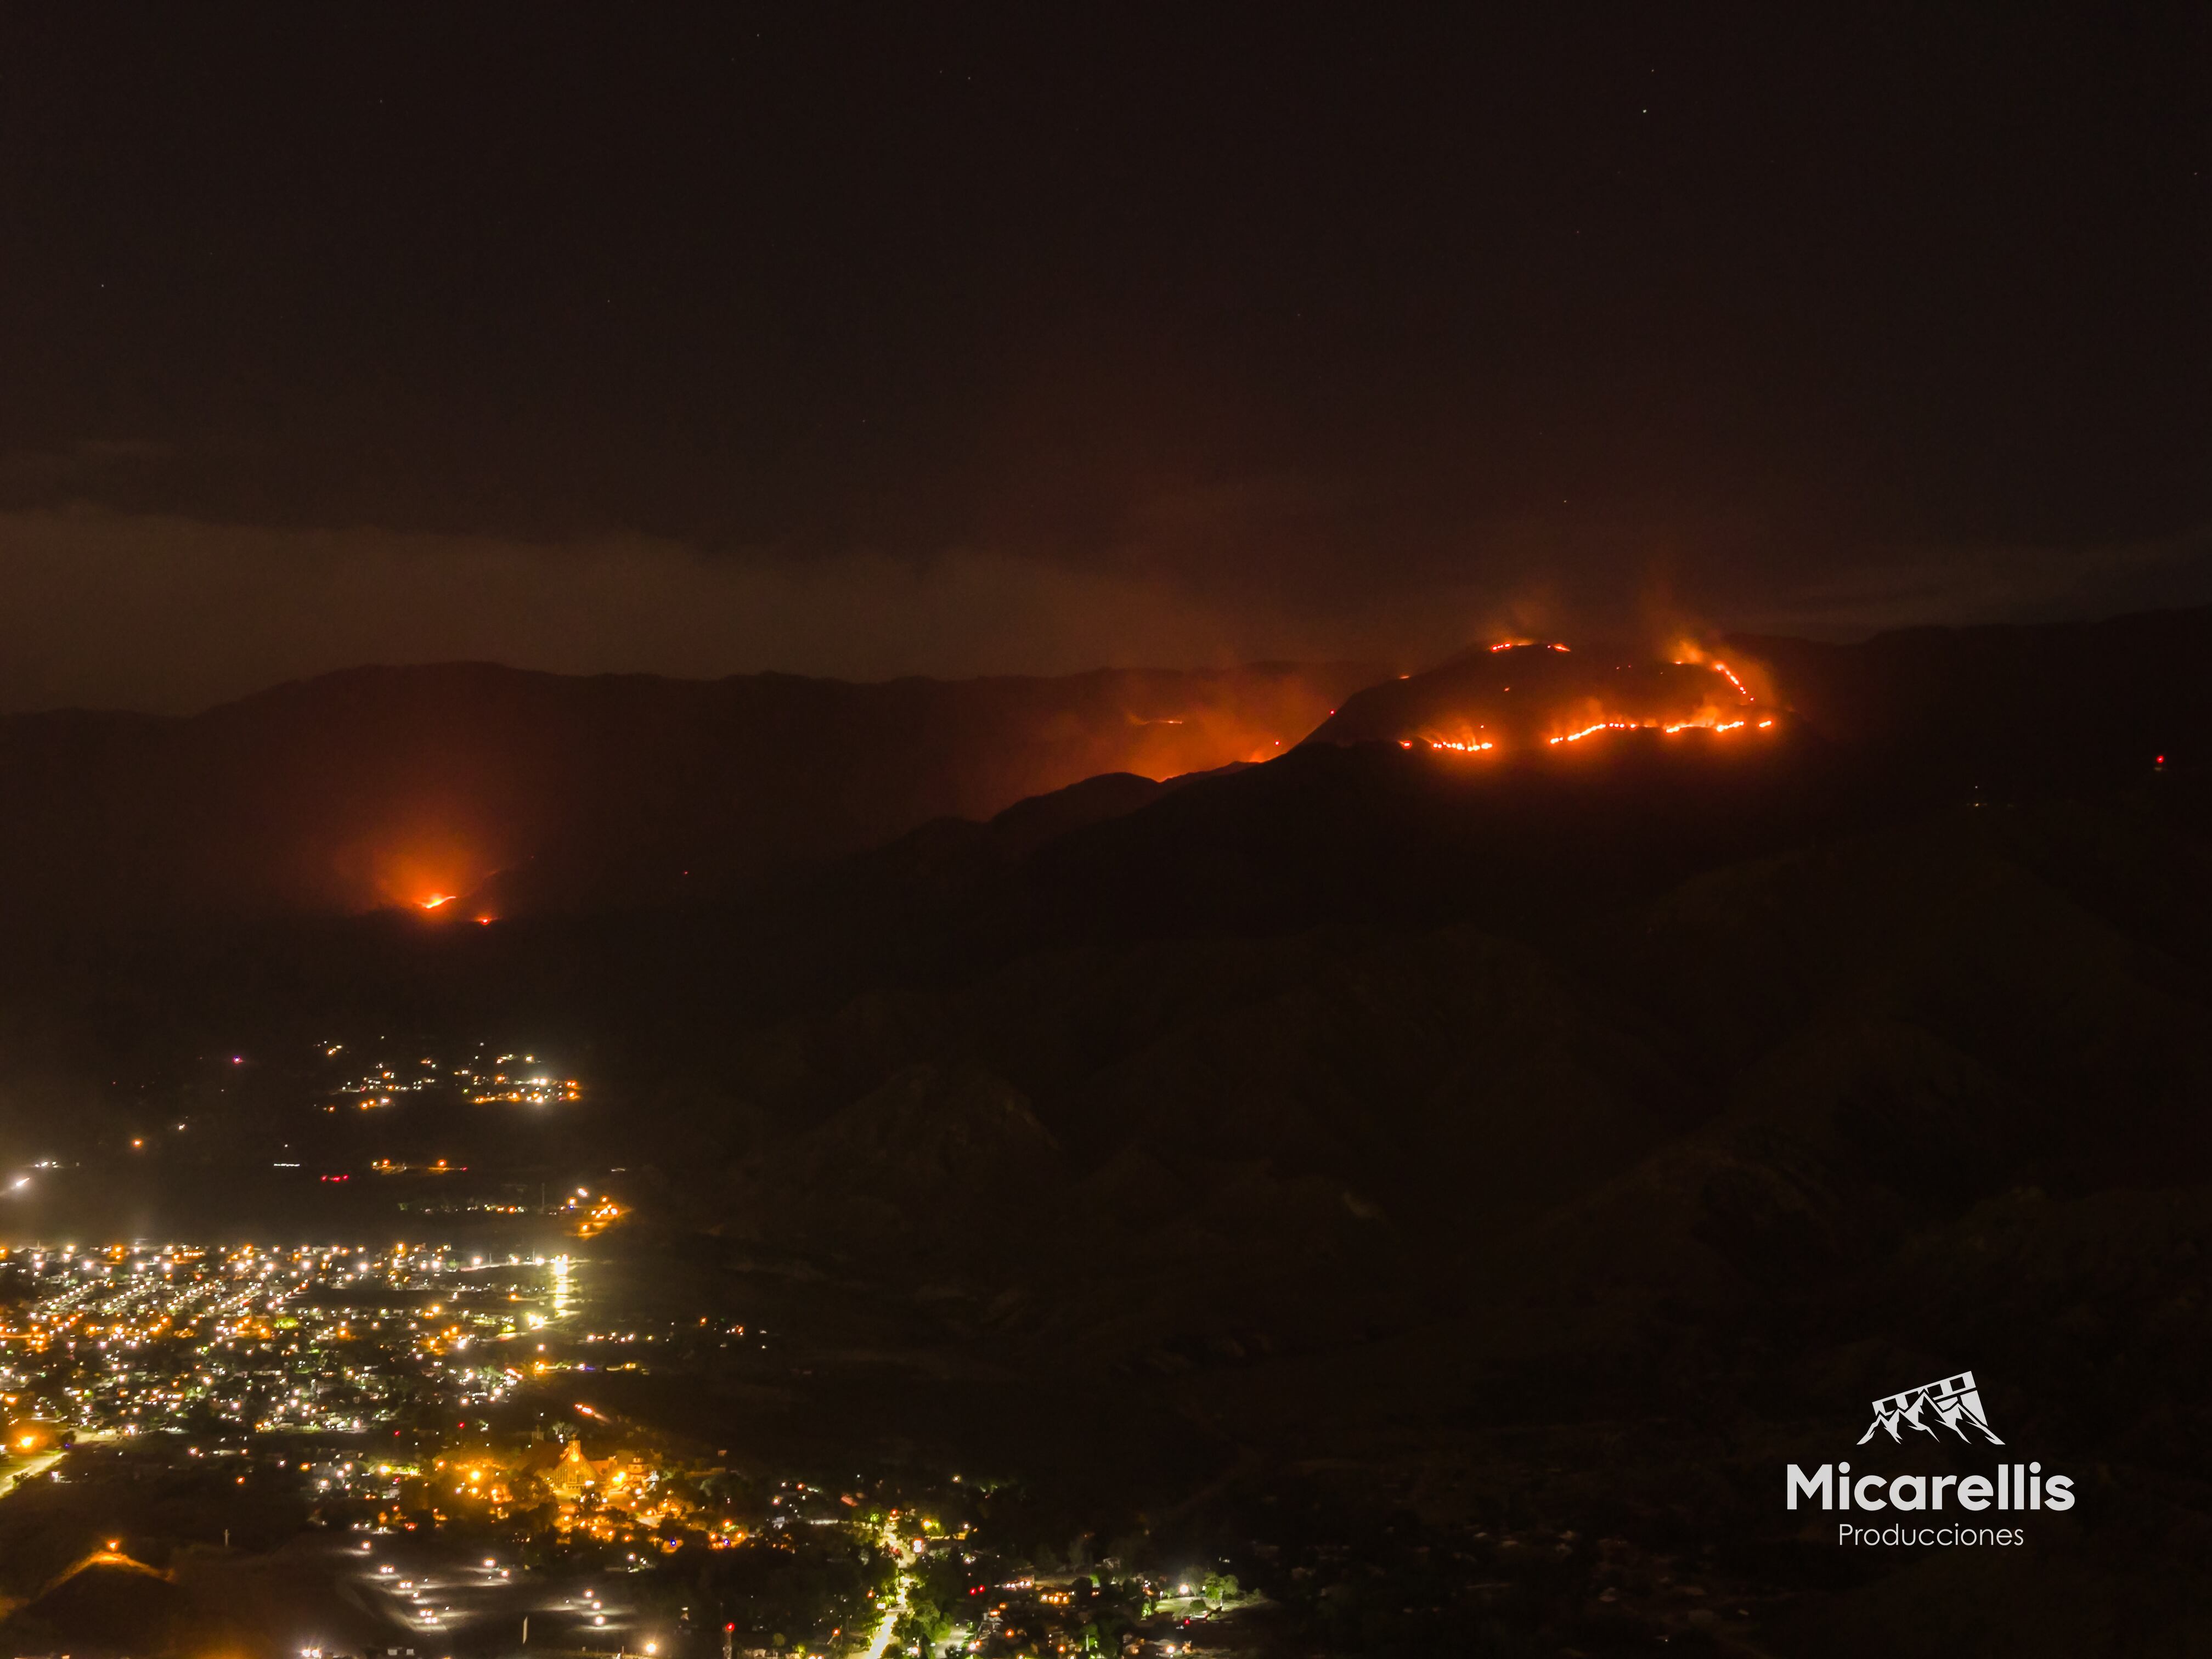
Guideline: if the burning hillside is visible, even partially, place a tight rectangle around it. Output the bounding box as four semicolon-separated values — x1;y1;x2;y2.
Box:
1304;642;1780;755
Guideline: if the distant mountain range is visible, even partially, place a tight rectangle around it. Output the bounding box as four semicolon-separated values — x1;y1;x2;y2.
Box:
0;658;1376;928
3;602;2207;938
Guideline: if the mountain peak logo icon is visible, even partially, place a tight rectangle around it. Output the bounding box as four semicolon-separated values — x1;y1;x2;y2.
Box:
1859;1370;2004;1446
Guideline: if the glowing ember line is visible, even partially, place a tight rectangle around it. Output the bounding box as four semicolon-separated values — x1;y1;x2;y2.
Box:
417;894;455;910
1559;712;1776;744
1550;720;1643;744
1710;661;1750;697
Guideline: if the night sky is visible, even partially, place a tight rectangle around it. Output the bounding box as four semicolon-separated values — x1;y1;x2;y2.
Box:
1;8;2205;711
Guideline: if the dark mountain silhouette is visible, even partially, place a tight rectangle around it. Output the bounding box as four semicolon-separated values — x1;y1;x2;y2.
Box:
0;658;1375;930
0;1556;208;1655
727;1062;1065;1260
3;600;2206;941
1733;600;2212;795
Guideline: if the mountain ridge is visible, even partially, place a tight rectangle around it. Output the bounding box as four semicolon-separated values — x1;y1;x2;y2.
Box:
0;656;1380;928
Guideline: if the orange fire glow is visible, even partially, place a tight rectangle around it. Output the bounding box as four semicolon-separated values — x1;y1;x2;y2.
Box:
1668;639;1768;701
1547;678;1774;745
1531;646;1776;746
1501;648;1772;750
1669;654;1752;699
1107;669;1372;780
353;829;497;917
1550;720;1647;744
1313;639;1785;760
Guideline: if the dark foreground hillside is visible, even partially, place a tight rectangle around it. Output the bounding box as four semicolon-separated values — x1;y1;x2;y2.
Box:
686;792;2212;1656
7;788;2207;1652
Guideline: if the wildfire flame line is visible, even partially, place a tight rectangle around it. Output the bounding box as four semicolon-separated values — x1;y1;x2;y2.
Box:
1551;720;1644;744
1542;658;1769;746
1553;713;1773;745
1672;654;1752;698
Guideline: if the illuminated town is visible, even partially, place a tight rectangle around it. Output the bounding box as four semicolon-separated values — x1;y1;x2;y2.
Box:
0;1243;572;1436
0;1237;1265;1657
323;1044;584;1113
